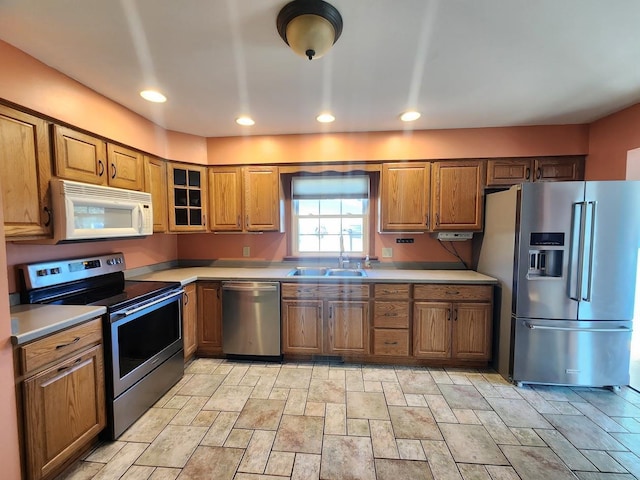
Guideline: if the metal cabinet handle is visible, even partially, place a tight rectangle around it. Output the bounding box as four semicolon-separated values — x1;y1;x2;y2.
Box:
98;160;105;176
382;313;399;317
184;291;189;305
43;206;52;227
236;215;240;227
446;290;460;295
245;214;249;228
384;341;399;345
447;309;451;321
536;168;541;179
329;306;333;318
56;337;80;350
453;308;458;321
425;214;430;228
435;212;440;226
57;357;82;372
525;167;531;180
111;163;117;179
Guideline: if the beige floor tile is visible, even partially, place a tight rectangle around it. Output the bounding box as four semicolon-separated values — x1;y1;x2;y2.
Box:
306;378;345;404
177;373;226;396
500;445;577;480
135;425;208;468
185;358;223;374
439;385;491;410
265;451;295;476
119;408;179;443
55;460;104;480
275;367;312;389
346;391;389;420
457;463;491;480
347;418;371;436
425;394;458;423
84;441;127;463
369;419;399;459
235;398;286;430
238;429;276;473
475;410;520;445
535;429;596;471
453;409;481;425
203;385;253;412
120;465;155;480
374;458;433;480
439;424;508;465
148;467;181;480
420;440;462;480
484;465;520;480
382;382;407;406
328;368;346;381
93;443;149;480
272;415;324;454
190;410;219;427
178;446;243;480
509;427;545;446
320;435;376;480
305;401;325;416
396;370;440;395
324;403;346;435
485;398;552;429
388;406;442;440
201;411;240;447
291;453;321;480
363;380;383;392
429;369;454;385
284;388;308;415
169;396;208;426
405;393;428;407
345;369;365;392
269;387;290;400
579;449;627;473
224;428;254;448
250;375;277;399
396;439;426;460
163;395;190;410
362;366;398;383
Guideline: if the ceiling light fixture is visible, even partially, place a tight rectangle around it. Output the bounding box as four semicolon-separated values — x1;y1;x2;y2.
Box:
236;116;255;126
140;90;167;103
277;0;343;60
316;113;335;123
400;111;421;122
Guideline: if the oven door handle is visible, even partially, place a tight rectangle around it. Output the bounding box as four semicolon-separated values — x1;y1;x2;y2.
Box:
113;289;184;318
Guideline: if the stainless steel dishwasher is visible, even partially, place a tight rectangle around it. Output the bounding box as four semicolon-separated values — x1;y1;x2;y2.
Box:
222;281;281;358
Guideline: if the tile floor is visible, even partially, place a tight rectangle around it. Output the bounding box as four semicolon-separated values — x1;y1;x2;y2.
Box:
59;359;640;480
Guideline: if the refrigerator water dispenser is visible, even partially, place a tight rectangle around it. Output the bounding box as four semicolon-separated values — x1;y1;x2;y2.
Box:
527;232;565;278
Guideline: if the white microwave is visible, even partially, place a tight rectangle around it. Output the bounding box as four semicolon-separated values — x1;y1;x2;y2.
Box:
49;178;153;243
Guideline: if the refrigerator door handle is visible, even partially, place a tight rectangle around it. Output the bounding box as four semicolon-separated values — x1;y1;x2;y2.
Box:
581;201;596;302
523;321;631;333
567;202;585;301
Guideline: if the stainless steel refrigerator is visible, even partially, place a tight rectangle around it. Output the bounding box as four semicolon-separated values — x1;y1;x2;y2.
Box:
477;181;640;387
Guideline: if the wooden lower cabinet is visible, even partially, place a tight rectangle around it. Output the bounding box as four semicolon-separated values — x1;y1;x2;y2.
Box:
326;301;369;354
413;284;493;361
17;319;105;480
372;284;411;356
282;300;323;354
182;283;197;360
196;281;223;355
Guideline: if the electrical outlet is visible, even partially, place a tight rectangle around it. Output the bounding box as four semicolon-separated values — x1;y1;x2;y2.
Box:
396;238;414;244
243;246;250;257
382;247;393;258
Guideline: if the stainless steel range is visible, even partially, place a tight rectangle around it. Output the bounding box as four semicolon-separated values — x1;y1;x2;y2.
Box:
19;253;184;439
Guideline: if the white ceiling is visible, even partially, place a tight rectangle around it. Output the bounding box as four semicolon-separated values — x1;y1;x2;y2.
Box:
1;0;639;138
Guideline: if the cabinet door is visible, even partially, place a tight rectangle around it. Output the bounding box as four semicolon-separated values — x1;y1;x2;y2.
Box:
168;163;208;232
380;162;431;231
326;301;369;354
107;143;144;190
182;283;197;360
452;302;492;360
0;106;53;238
144;156;168;232
533;156;585;182
196;281;223;355
209;166;243;231
23;344;106;480
52;125;107;185
486;159;532;186
413;301;451;359
244;166;281;231
282;299;323;354
432;160;484;231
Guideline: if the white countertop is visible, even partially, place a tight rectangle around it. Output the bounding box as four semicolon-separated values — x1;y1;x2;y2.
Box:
10;304;107;346
130;266;498;285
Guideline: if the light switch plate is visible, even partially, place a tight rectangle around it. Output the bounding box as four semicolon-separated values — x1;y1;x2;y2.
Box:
243;246;250;257
382;247;393;258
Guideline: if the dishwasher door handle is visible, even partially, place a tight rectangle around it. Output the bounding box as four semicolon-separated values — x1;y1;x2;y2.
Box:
223;283;278;292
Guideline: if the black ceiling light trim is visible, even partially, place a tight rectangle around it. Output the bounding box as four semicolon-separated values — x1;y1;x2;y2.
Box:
277;0;343;60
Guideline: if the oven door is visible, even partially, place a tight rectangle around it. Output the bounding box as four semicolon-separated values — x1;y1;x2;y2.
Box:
109;289;183;398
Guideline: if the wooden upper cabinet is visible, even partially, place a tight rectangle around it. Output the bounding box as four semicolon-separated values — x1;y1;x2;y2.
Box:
144;156;168;232
0;105;53;238
209;166;243;231
106;143;144;190
534;156;584;182
432;160;484;231
486;156;585;187
167;162;208;232
244;166;281;231
380;162;431;231
52;125;144;190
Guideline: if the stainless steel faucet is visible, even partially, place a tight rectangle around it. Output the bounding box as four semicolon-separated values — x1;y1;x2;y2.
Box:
338;234;349;268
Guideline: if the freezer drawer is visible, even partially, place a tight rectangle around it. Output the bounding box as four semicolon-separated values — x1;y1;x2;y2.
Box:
512;318;631;387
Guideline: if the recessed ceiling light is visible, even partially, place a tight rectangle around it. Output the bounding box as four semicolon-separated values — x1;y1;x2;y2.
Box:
140;90;167;103
400;110;421;122
316;113;335;123
236;116;255;126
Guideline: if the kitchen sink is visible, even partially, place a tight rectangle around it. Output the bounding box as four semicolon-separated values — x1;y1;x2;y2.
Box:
287;267;367;277
324;268;367;277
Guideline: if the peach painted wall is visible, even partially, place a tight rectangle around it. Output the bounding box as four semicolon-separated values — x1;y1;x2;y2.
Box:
587;103;640;180
6;234;178;294
0;40;207;164
207;125;590;165
0;179;23;479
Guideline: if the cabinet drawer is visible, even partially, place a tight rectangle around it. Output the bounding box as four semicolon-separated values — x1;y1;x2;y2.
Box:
373;284;410;299
19;318;103;375
373;329;409;356
414;284;492;301
281;283;370;299
373;302;409;328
